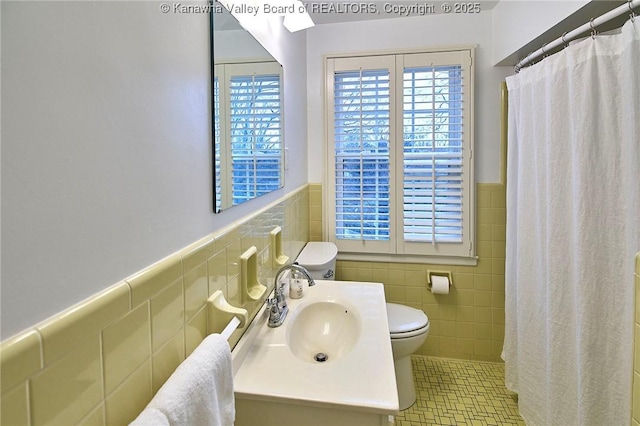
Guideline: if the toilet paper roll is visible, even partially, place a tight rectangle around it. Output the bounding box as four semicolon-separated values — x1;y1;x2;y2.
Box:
431;275;450;295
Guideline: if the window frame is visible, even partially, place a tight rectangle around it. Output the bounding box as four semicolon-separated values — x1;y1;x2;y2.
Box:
324;47;476;265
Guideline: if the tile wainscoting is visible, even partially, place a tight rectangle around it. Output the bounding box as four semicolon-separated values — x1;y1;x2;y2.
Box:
12;181;634;424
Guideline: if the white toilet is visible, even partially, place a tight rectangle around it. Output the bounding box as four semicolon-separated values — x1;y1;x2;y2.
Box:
386;303;430;410
295;242;431;411
294;242;338;281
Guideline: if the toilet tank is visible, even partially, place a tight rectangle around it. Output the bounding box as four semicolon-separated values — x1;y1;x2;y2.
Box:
295;242;338;281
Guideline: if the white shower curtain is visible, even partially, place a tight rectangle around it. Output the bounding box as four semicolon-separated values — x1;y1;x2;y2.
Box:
504;18;640;426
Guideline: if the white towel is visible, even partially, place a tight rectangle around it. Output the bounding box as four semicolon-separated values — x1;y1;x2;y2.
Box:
129;407;169;426
130;334;235;426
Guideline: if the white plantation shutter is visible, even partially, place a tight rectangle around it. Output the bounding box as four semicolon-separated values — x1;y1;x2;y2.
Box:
213;69;223;213
229;72;282;205
398;51;472;257
402;65;464;242
327;55;397;254
334;69;391;240
327;50;474;259
215;62;283;210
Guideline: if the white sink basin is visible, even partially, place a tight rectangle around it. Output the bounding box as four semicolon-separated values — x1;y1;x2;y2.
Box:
231;280;399;415
286;300;361;363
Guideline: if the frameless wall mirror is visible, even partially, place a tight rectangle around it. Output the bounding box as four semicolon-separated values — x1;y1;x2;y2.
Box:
212;3;284;213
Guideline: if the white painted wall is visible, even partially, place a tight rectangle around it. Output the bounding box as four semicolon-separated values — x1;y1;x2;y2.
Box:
1;2;307;338
491;0;589;65
306;11;512;184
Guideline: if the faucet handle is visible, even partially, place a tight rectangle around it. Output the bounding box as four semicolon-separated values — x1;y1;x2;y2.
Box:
269;296;279;306
268;298;280;314
274;284;286;303
267;297;283;327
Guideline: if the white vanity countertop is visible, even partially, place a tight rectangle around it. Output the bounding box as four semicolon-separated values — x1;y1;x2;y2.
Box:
231;280;399;415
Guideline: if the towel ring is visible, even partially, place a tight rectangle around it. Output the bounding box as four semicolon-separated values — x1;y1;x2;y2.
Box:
589;17;597;39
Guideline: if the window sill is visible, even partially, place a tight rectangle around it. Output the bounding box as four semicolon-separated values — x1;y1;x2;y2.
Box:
337;252;478;267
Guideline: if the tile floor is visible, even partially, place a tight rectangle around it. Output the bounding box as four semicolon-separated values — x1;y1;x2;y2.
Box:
394;356;525;426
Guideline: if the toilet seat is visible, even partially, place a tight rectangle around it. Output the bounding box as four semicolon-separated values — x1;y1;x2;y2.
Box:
386;303;429;339
390;324;430;339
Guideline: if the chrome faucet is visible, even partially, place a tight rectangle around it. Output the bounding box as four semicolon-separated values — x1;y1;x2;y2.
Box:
267;263;316;328
279;263;316;288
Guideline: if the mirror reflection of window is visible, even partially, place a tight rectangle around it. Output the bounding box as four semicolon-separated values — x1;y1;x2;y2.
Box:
213;63;283;211
213;74;222;213
212;5;284;213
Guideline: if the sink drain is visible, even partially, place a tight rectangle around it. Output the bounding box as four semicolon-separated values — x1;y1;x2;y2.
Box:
313;352;329;362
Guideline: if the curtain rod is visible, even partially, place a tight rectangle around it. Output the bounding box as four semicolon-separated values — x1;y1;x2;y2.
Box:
515;0;639;72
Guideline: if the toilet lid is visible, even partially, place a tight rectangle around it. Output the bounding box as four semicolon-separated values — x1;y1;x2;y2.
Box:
386;303;428;334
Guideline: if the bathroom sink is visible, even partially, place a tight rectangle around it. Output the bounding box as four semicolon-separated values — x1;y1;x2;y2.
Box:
286;300;361;363
231;280;398;416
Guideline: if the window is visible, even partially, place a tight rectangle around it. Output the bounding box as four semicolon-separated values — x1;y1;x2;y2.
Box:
326;49;474;261
214;62;283;211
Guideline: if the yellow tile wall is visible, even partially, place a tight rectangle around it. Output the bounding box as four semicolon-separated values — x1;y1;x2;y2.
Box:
309;183;323;242
0;185;310;426
633;253;640;426
317;182;507;362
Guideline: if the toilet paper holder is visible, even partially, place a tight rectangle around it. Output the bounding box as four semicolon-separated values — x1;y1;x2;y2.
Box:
426;270;453;290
